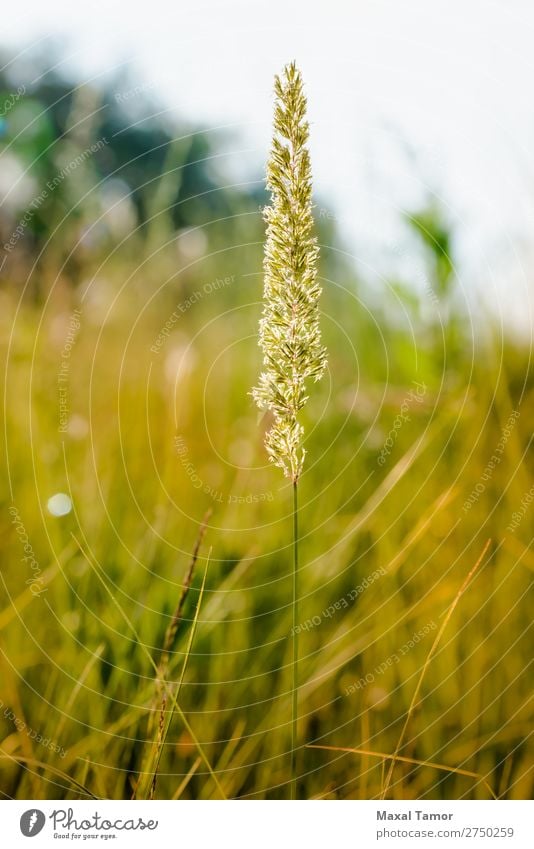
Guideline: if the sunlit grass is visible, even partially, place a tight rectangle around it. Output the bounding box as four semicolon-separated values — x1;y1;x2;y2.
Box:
0;262;532;800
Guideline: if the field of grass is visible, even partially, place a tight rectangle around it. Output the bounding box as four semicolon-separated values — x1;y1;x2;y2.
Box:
1;57;533;803
1;225;532;800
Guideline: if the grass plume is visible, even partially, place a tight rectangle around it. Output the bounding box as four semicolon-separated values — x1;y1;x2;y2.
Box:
252;61;326;483
253;62;326;800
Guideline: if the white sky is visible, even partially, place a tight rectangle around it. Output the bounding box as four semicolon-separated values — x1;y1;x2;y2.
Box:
4;0;534;327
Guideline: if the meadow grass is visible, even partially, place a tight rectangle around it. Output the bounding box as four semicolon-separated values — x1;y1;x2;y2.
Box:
0;255;532;800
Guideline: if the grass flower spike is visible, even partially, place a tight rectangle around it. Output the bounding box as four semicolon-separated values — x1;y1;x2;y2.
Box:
253;62;327;484
253;61;326;800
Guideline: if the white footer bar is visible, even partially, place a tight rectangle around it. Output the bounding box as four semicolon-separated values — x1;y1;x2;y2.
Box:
3;800;532;848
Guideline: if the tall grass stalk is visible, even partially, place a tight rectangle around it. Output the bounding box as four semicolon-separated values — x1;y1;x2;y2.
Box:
291;480;299;799
71;527;223;799
253;62;326;799
135;510;215;799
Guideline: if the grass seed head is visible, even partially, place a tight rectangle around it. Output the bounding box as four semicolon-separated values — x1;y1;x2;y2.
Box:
252;62;327;482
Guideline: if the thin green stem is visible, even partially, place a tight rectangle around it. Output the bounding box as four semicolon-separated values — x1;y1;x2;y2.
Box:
290;479;299;799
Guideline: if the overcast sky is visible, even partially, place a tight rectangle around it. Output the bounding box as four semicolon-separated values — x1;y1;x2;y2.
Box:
4;0;534;327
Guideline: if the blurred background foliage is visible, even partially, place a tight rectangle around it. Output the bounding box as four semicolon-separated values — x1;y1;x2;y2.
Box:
0;51;532;801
